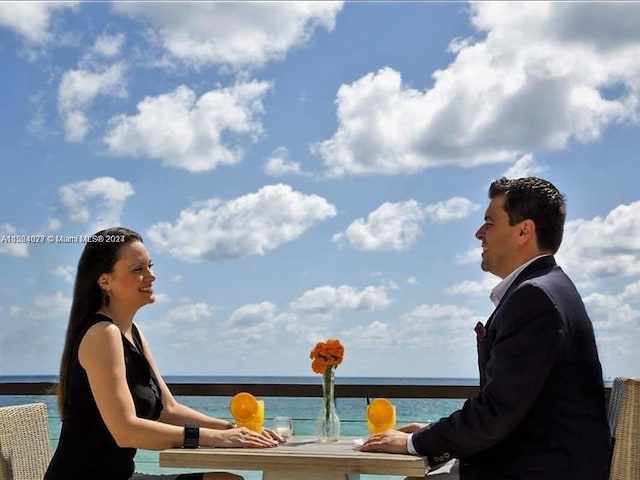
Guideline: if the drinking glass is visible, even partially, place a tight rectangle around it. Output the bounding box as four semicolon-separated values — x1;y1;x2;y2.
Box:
366;398;396;434
237;400;264;432
273;416;294;439
230;392;265;432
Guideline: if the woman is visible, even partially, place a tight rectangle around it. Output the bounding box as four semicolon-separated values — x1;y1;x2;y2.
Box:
45;227;282;480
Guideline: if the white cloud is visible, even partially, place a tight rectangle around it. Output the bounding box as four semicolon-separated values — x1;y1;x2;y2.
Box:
141;301;216;349
228;302;278;329
456;246;482;265
290;285;391;314
424;197;480;223
147;301;216;335
333;200;425;251
342;320;396;348
30;291;71;320
502;153;547;179
263;147;305;177
225;302;299;347
557;201;640;280
401;303;474;325
52;265;74;283
168;328;209;349
104;82;270;172
58;177;135;232
0;2;76;44
8;306;21;317
92;32;125;57
226;302;280;343
112;2;343;68
28;90;52;138
620;282;640;303
397;303;480;348
47;218;61;232
58;64;127;141
152;293;169;304
333;197;478;251
583;282;640;376
164;302;215;322
281;311;333;346
147;184;336;261
0;224;28;257
445;273;499;297
586;289;640;331
314;2;640;177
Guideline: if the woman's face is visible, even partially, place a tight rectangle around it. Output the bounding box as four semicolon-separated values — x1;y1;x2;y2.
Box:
102;241;156;309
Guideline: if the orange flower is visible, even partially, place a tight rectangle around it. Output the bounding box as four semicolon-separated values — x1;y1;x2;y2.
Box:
310;338;344;374
311;359;326;374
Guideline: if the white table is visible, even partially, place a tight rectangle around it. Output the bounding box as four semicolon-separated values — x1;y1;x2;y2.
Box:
159;436;429;480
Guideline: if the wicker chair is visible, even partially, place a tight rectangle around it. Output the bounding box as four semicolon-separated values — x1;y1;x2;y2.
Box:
0;403;52;480
608;377;640;480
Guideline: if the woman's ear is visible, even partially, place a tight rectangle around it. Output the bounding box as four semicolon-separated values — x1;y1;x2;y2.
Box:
97;273;110;292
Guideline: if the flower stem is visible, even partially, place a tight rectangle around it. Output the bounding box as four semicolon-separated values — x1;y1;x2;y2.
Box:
323;367;334;427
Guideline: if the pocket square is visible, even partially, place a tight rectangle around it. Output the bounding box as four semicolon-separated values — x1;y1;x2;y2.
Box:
474;321;486;340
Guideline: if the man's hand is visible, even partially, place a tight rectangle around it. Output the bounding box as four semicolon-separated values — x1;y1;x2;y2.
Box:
397;422;428;433
359;429;410;454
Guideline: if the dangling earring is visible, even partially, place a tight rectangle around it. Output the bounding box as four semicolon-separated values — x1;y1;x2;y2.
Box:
103;291;110;307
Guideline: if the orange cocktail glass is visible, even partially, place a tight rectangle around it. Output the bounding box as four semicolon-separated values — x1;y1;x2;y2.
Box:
366;398;396;434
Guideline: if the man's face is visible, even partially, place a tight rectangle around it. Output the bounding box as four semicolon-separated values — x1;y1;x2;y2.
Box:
475;194;523;279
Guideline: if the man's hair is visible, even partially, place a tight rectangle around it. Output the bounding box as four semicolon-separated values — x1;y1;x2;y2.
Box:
489;177;566;253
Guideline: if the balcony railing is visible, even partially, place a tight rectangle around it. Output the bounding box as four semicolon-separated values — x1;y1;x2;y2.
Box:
0;381;481;400
0;380;611;402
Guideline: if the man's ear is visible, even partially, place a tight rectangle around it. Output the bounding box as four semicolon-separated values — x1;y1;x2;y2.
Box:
519;219;536;241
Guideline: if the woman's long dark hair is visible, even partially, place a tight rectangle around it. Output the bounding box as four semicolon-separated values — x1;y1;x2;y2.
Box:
56;227;143;414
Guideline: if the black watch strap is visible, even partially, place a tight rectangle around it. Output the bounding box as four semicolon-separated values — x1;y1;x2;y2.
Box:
183;424;199;448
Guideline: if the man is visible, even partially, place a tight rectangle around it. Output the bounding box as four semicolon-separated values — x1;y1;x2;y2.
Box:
361;177;611;479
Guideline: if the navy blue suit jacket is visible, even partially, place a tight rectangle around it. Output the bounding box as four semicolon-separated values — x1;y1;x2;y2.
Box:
412;256;611;479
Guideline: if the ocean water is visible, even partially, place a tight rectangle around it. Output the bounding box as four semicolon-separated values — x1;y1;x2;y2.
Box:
1;376;473;479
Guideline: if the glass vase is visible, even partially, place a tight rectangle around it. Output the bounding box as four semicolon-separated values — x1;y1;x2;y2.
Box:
317;367;340;442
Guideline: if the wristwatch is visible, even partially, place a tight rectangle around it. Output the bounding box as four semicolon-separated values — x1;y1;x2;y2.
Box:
183;424;199;448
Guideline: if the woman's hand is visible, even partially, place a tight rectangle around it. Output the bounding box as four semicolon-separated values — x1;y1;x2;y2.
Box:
207;427;279;448
261;427;286;443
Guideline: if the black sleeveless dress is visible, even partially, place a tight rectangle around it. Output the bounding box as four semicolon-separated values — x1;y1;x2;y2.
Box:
44;313;165;480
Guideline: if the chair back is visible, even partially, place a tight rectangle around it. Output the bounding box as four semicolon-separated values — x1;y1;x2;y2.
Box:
608;377;640;480
0;403;52;480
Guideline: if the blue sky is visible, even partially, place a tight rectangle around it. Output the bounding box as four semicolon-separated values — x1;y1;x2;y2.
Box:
1;2;639;379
